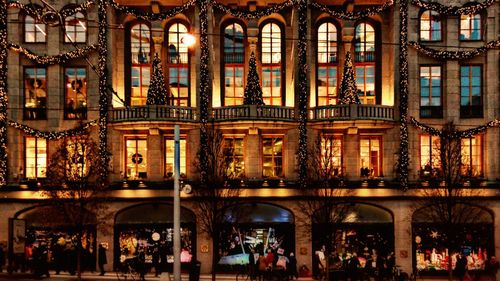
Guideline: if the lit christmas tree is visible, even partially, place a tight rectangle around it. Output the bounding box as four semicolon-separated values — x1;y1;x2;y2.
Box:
243;52;265;105
146;53;169;105
339;51;361;105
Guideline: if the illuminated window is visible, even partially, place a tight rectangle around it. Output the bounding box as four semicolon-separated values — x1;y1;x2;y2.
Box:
460;65;482;118
224;137;244;179
64;12;86;43
320;136;342;176
261;22;282;106
25;137;47;179
354;23;376;104
460;14;481;40
65;67;87;119
24;14;46;43
420;10;441;41
360;137;381;177
420;135;440;177
262;137;283;177
420;66;442;118
461;136;482;177
125;137;147;179
165;138;186;178
223;22;245;106
317;22;338;106
24;67;47;120
167;23;190;106
129;23;151;106
66;139;88;177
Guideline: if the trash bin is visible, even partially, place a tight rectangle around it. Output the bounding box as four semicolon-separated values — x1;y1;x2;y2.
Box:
189;260;201;281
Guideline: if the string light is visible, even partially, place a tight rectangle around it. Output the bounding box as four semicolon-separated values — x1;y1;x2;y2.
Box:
146;54;169;106
8;120;97;139
310;0;393;21
410;117;499;139
409;40;500;60
339;52;360;105
0;0;8;186
243;52;264;106
398;0;409;191
8;43;98;65
411;0;495;16
108;0;197;21
211;0;294;19
199;0;210;184
297;0;308;188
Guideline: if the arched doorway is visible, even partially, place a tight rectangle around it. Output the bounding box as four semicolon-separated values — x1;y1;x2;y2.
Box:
412;204;494;274
217;203;295;271
114;203;196;272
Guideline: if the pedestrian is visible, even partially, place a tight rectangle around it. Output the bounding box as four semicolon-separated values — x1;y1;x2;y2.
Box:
152;247;160;277
455;254;467;281
485;256;499;281
98;243;107;276
137;249;147;281
248;248;257;281
0;243;5;273
287;252;298;280
348;252;360;281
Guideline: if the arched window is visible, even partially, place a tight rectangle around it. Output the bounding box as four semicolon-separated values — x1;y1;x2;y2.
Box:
420;10;441;41
24;13;46;43
64;12;86;43
460;14;481;40
317;21;338;106
167;22;190;106
129;23;151;106
222;22;245;106
354;22;376;104
260;22;283;106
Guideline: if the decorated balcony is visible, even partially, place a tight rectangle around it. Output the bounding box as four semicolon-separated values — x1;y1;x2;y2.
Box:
310;104;395;121
109;105;197;122
212;105;295;121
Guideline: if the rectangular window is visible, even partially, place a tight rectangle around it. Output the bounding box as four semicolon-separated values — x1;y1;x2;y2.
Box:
460;14;481;40
262;66;282;106
355;65;375;104
25;137;47;179
262;137;283;178
461;136;482;177
125;137;147;179
165;139;186;178
224;137;244;179
460;65;482;118
320;136;343;176
224;66;244;106
131;66;150;106
420;66;442;118
360;137;382;177
24;67;47;120
25;16;46;43
65;67;87;119
66;139;87;178
317;66;338;105
168;66;189;106
420;135;441;177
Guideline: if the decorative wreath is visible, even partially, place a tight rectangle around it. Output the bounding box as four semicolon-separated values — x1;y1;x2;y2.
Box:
131;153;143;164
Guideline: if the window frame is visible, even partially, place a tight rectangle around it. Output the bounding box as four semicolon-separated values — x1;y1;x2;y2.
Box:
124;136;148;180
23;66;47;120
419;134;441;178
319;134;343;177
316;20;340;106
419;10;443;42
459;13;482;41
359;136;383;177
164;136;187;178
261;135;285;178
63;9;87;44
23;8;47;44
419;64;443;118
354;21;381;105
221;20;247;106
223;136;246;179
461;135;483;177
24;136;47;179
165;20;191;107
259;20;286;106
64;66;88;120
459;64;483;118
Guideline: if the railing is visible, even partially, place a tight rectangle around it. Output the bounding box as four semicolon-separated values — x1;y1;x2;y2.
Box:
310;104;394;121
109;105;197;122
212;105;295;121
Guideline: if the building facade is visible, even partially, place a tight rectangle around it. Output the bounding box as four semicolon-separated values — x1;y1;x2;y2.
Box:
0;0;499;278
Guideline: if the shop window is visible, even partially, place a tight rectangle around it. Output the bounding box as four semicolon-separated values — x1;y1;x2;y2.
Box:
420;10;441;41
165;138;186;178
317;22;338;106
24;67;47;120
167;23;190;106
420;135;440;178
262;137;283;178
125;137;147;179
66;139;88;178
461;136;482;177
129;23;151;106
64;67;87;119
460;65;482;118
261;22;283;106
223;22;245;106
320;135;342;176
25;137;47;179
64;11;86;43
24;13;46;43
354;23;376;104
420;66;442;118
460;14;481;40
360;137;382;177
224;137;244;179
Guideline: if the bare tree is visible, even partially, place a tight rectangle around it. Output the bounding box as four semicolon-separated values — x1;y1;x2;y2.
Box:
193;124;242;281
297;132;353;280
42;129;109;280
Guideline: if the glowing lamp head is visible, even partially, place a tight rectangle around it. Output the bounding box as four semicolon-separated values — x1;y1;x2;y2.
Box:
180;34;196;47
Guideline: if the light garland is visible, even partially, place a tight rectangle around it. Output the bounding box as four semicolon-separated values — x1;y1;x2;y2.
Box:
310;0;393;21
8;0;95;20
60;0;95;18
339;51;361;105
243;52;265;105
199;0;210;184
410;117;499;139
398;0;409;190
409;40;500;60
411;0;495;16
108;0;196;21
8;43;98;65
146;54;169;105
8;120;97;140
211;0;294;19
297;0;308;188
0;0;8;187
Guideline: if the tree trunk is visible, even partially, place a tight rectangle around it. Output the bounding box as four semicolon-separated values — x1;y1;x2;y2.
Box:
211;235;217;281
77;232;82;281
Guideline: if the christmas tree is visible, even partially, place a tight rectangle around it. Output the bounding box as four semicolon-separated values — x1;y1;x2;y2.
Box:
146;53;169;105
339;51;361;105
243;52;265;105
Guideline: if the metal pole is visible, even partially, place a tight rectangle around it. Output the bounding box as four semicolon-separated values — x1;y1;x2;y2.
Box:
174;125;181;281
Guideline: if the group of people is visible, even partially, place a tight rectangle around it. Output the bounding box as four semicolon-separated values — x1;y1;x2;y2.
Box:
247;248;298;281
455;254;499;281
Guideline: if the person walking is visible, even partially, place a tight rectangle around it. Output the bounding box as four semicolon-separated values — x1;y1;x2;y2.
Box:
485;256;499;281
152;247;160;277
287;252;298;280
98;243;107;276
348;253;360;281
455;254;467;281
